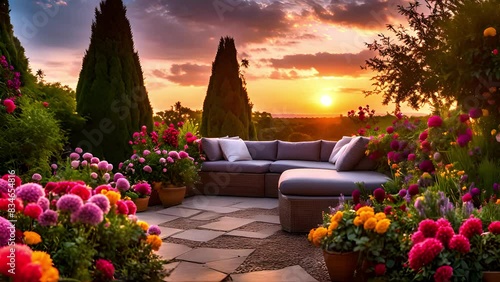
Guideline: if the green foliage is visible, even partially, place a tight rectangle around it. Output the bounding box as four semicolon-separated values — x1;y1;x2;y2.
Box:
155;101;202;126
201;37;255;140
76;0;153;165
0;97;65;178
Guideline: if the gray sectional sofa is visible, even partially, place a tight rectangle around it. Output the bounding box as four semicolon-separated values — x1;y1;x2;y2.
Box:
197;137;390;232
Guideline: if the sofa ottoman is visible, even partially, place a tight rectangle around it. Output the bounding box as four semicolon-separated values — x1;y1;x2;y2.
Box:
278;169;390;232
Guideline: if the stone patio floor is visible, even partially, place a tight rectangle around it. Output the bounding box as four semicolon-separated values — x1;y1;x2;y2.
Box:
136;195;319;282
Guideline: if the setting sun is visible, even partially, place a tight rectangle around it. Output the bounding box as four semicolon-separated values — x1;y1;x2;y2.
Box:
320;95;333;107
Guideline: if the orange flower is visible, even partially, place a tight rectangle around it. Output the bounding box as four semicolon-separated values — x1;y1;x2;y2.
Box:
364;217;377;230
331;211;343;223
354;216;363;226
312;227;328;246
375;219;391;234
484;27;497;37
146;235;162;251
137;220;149;232
24;231;42;245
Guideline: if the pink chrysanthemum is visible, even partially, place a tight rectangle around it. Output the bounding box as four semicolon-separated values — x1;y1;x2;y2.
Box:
69;152;80;160
31;173;42;181
116;178;130;192
97;161;109;171
0;244;32;276
95;259;115;279
0;179;9;194
427;115;443;127
56;194;83;213
411;231;425;245
434;265;453;282
169;151;180;159
0;217;13;247
418;219;438;238
143;165;152;173
83;152;93;160
75;203;104;226
436;226;455;248
23;203;42;220
16;183;45;203
133;183;152;196
488;221;500;235
113;173;125;182
3;99;16;113
115;200;129;215
408;238;443;270
462;193;472;202
449;234;470;254
88;194;111;214
459;217;483;239
373;188;385;203
124;200;137;215
457;134;472;147
38;210;58;227
179;151;189;159
148;225;162;236
408;184;419;196
37;197;50;211
436;218;451;228
419;130;428;141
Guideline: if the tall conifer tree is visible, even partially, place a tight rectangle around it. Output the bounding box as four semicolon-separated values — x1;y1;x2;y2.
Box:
76;0;153;164
201;37;255;140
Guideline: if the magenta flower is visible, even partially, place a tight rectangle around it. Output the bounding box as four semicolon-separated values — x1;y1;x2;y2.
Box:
179;151;189;159
469;108;482;119
75;203;104;226
116;200;129;215
143;165;152;173
462;193;472;202
88;194;111;214
0;217;14;246
124;200;137;215
81;160;88;167
75;147;83;154
103;173;110;182
408;184;419;196
113;173;125;182
457;134;471;147
38;210;58;227
37;197;50;211
418;160;435;173
139;158;145;163
434;265;453;282
386;126;394;134
407;153;416;161
427;115;443;127
91;172;98;179
116;178;130;191
56;194;83;213
16;183;45;203
91;157;100;164
143;150;151;156
95;259;115;279
133;182;152;196
71;160;80;169
83;153;93;160
419;130;428;141
459;114;469;123
352;189;361;204
70;152;80;160
31;173;42;181
449;234;470;253
373;188;385;203
3;99;16;113
418;219;438;238
148;225;162;236
169;151;180;159
488;221;500;234
167;157;174;163
51;163;58;170
97;161;109;171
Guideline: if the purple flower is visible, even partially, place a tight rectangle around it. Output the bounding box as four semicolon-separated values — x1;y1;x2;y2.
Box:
103;173;110;182
408;184;420;196
408;154;416;161
75;147;83;154
56;194;84;213
70;152;80;160
143;150;151;156
88;194;111;214
469;108;482;119
167;157;174;163
494;183;499;192
75;203;104;226
373;188;385;203
463;201;474;217
427;115;443;127
179;151;189;159
131;154;138;160
38;210;58;227
133;182;152;196
419;160;435;173
91;157;100;164
169;151;180;159
0;179;9;194
457;134;472;147
139;158;145;163
113;173;125;182
390;140;400;151
414;198;425;217
398;189;407;198
16;183;45;203
83;153;93;160
148;225;162;236
143;165;152;173
98;161;109;171
471;187;480;196
116;178;130;191
91;172;98;179
37;197;50;211
31;173;42;182
0;217;14;246
51;164;58;170
71;160;80;169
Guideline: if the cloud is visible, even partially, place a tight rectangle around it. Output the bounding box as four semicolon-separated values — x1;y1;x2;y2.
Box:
152;63;211;86
267;49;375;77
269;70;300;80
305;0;404;29
336;87;365;94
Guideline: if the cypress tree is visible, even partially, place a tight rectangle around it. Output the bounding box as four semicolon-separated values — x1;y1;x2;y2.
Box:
0;0;31;85
201;37;255;140
76;0;153;165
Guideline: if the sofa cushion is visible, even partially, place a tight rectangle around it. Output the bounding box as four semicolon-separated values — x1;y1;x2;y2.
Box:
328;136;353;163
219;139;252;162
269;160;336;173
279;169;389;196
330;144;349;164
277;141;321;161
201;160;273;173
201;136;238;161
354;157;377;171
336;136;370;171
244;141;278;160
320;140;337;161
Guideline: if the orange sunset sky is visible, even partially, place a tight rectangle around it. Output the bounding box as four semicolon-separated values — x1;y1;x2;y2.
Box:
10;0;430;116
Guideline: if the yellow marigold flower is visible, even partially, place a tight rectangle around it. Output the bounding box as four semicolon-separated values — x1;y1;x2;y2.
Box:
146;234;162;251
137;220;149;232
353;216;363;226
375;219;391;234
391;164;399;169
359;211;375;223
375;212;386;221
492;129;497;136
331;211;343;223
356;206;374;215
104;191;121;205
440;172;445;177
422;172;432;179
24;231;42;245
329;221;339;232
32;251;52;271
484;27;497;37
41;267;59;282
308;229;315;242
496;199;500;205
312;227;328;246
364;217;377;230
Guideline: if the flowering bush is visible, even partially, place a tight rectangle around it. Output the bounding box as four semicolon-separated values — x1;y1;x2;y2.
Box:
0;181;166;280
125;181;152;199
0;55;21;115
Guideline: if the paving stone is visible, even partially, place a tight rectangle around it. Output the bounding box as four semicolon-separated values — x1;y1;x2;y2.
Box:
164;261;227;282
171;229;225;242
155;243;192;261
136;213;179;226
225;230;273;239
157;207;201;218
176;247;254;264
199;217;255;231
229;198;278;209
205;256;248;274
190;212;222;221
157;226;184;239
163;261;180;274
182;196;245;208
201;206;241;214
230;265;318;282
250;214;280;224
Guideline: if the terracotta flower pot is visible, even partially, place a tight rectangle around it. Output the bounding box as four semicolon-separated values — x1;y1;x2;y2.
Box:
483;271;500;282
133;196;150;212
323;250;361;282
153;182;186;207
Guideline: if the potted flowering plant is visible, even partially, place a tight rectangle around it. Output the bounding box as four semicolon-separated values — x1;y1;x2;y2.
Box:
125;181;152;212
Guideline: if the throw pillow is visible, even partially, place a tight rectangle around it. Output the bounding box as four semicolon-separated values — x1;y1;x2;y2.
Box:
219;139;253;162
336;136;370;171
328;136;353;163
330;143;349;164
